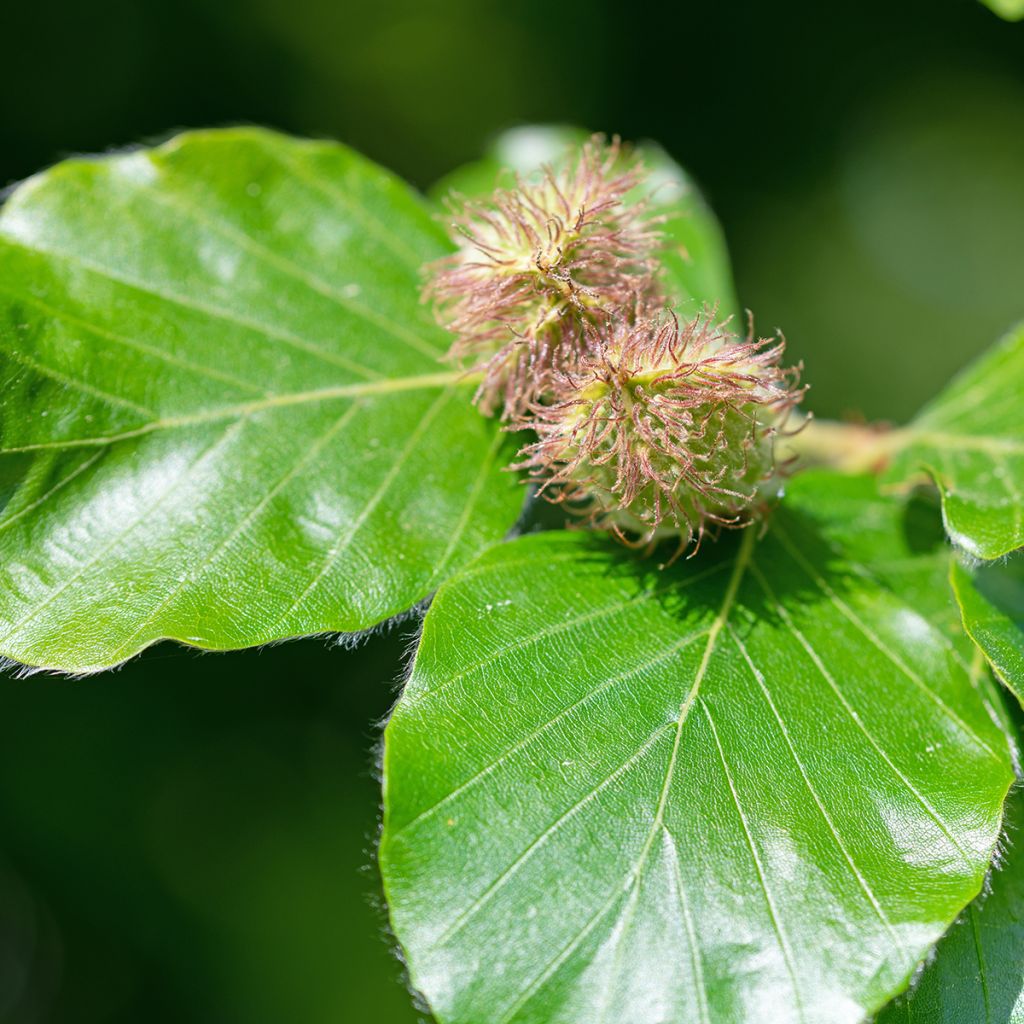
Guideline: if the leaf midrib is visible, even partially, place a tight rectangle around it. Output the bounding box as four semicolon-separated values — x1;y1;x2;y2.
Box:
0;369;469;453
589;527;769;1024
648;526;756;828
489;528;765;1024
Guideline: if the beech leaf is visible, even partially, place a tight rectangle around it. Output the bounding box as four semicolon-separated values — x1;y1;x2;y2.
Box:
381;472;1014;1024
0;128;523;672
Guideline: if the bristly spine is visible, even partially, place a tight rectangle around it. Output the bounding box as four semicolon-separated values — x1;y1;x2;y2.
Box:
425;135;661;419
513;309;805;556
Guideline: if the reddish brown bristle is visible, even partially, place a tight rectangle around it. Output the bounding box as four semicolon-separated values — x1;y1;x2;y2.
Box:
424;135;662;419
513;310;805;548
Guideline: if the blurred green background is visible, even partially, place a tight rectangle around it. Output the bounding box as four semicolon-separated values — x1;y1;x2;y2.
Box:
1;1;1023;1021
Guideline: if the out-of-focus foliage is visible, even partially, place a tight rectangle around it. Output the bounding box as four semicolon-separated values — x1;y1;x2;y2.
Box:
0;635;421;1024
982;0;1024;21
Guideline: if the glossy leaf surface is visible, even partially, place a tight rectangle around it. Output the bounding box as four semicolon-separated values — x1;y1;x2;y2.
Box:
381;472;1014;1024
878;781;1024;1023
0;128;521;672
431;124;739;322
886;324;1024;560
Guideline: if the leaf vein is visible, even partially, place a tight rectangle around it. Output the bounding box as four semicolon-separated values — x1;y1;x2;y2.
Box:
5;241;383;380
727;622;905;956
134;184;444;361
393;624;712;836
1;344;156;418
103;401;365;660
0;370;466;454
0;449;107;536
702;698;806;1022
0;417;250;653
412;558;731;705
0;284;269;396
268;387;455;630
748;560;975;866
260;139;426;267
771;522;1002;763
437;722;676;946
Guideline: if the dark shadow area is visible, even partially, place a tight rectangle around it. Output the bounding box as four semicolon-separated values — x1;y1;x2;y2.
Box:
508;494;867;630
902;486;947;555
0;631;423;1024
975;552;1024;628
0;455;33;520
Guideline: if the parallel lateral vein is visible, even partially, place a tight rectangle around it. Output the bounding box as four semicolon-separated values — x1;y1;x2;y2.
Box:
103;401;366;660
0;285;272;395
0;238;385;379
0;417;250;649
749;560;975;865
131;183;443;360
394;624;712;836
727;623;904;955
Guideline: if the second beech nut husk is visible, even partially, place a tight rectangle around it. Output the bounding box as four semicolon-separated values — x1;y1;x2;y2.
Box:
514;308;806;554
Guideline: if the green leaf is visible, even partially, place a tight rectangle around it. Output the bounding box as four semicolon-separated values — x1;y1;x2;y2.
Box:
877;779;1024;1023
0;128;522;673
799;483;1019;740
431;124;740;322
885;324;1024;560
951;557;1024;707
380;472;1014;1024
980;0;1024;21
